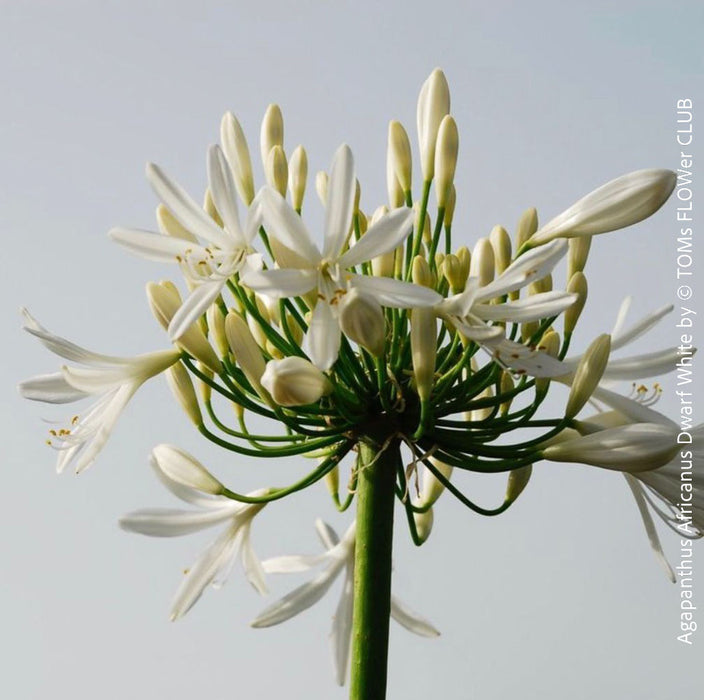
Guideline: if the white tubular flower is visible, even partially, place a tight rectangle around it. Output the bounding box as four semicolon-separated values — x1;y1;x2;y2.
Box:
543;423;679;472
243;144;441;370
529;169;676;245
119;444;268;620
261;357;332;407
19;308;179;473
251;520;439;686
109;144;261;341
220;111;255;205
417;68;451;181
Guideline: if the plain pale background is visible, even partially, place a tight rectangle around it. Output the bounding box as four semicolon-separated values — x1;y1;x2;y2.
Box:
2;1;702;698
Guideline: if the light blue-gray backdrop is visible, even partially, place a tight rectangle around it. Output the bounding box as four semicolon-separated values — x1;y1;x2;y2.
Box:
2;1;702;698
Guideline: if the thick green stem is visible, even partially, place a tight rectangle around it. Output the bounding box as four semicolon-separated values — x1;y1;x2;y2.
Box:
349;438;398;700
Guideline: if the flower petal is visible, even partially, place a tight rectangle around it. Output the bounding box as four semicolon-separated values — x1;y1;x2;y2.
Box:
18;372;89;404
108;227;205;262
612;303;674;351
348;274;442;309
168;279;226;341
119;506;238;537
260;187;321;265
338;207;414;269
623;474;676;582
146;163;232;250
487;338;570;378
330;564;354;686
390;596;441;637
207;144;246;246
322;145;356;260
601;348;682;380
239;523;268;595
262;553;328;574
241;267;318;298
474;291;577;323
305;301;341;370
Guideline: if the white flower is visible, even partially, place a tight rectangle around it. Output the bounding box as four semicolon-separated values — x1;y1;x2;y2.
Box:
261;357;333;406
436;239;574;377
110;145;261;340
243;144;441;370
251;519;439;686
529;169;677;245
119;444;268;620
18;309;179;473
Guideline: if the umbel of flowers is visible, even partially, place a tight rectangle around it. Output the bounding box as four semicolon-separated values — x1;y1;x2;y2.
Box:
20;69;698;698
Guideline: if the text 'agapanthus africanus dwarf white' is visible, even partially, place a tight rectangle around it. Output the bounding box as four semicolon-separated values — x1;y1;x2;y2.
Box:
20;68;692;699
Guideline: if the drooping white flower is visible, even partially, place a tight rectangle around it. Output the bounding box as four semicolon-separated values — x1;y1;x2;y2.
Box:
18;309;179;473
243;144;441;369
110;144;261;340
119;444;268;620
529;169;677;245
251;519;439;686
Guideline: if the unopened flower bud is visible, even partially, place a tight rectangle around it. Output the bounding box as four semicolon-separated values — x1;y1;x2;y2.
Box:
434;115;459;208
338;288;386;356
499;371;515;415
490;225;512;275
288;145;308;210
516;207;538;249
535;331;560;393
265;145;288;197
260;103;284;168
386;152;404;208
261;357;332;407
198;363;213;403
411;307;437;402
220;112;255;205
420;458;453;506
568;236;592;278
224;311;267;397
324;465;340;499
388;120;412;192
315;170;328;206
456;245;470;282
470;238;495;287
157;203;196;242
146;282;221;373
444;185;457;226
165;362;203;426
413;507;434;544
420;210;432;245
531;169;677;245
565;334;611;418
528;273;552;296
505;465;532;502
152;443;224;495
417;68;451;180
442;254;466;292
564;272;588;335
412;255;433;288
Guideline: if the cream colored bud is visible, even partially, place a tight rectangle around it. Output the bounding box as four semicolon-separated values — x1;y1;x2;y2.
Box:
434;115;459;208
567;236;592;278
411;307;437;402
146;282;221;373
412;255;433;288
442;253;466;292
386;147;404;208
534;330;560;393
470;237;495;287
197;363;213;403
421;210;432;245
220;112;255;204
206;305;229;357
565;334;611;418
372;249;396;278
165;362;202;427
354;179;361;215
531;169;677;245
283;307;304;347
388;120;412;192
505;465;532;502
288;145;307;210
456;245;470;281
261;357;332;407
420;458;453;506
157;204;196;242
315;170;328;206
564;272;588;335
265;145;288;197
528;273;552;296
516;207;538;248
224;311;267;397
489;225;512;275
413;508;434;544
324;464;340;499
444;185;457;226
338;288;386;357
203;188;223;228
260;103;284;167
356;209;367;236
152;444;224;495
499;371;515;415
417;68;451;180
